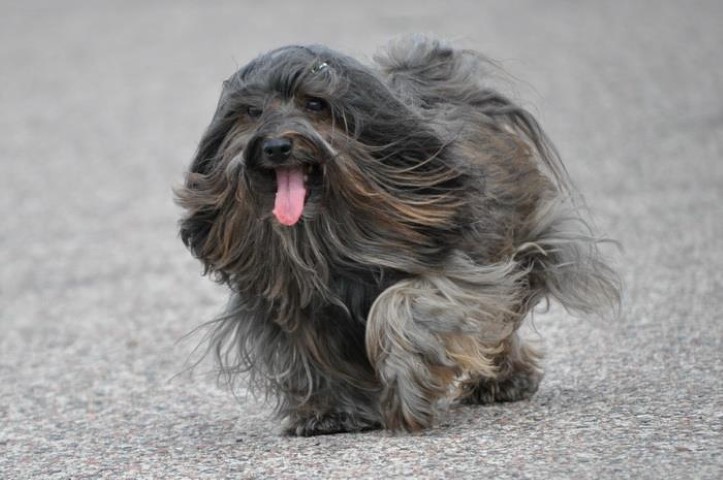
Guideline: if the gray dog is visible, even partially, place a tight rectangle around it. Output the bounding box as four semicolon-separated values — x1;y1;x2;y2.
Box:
176;37;619;436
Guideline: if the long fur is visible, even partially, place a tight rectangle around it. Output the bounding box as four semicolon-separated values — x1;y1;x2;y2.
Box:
176;37;620;435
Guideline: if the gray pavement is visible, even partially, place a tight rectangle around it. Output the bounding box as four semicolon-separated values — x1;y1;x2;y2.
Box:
1;1;721;478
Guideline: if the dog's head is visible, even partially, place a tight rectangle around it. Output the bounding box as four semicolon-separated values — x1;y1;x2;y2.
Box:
177;45;467;289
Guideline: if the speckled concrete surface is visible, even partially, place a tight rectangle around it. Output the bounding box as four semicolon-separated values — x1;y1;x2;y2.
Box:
1;1;721;478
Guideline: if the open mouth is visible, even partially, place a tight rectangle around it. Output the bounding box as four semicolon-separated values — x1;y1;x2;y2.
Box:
272;164;322;226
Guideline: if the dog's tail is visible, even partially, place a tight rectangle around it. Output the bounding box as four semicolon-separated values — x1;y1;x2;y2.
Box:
514;197;621;317
375;35;571;195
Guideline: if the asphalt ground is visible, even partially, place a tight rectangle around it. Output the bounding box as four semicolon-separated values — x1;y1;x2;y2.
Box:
1;1;721;478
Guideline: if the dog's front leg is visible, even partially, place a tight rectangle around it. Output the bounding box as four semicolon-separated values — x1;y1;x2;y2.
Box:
282;384;382;437
365;256;527;431
278;323;383;436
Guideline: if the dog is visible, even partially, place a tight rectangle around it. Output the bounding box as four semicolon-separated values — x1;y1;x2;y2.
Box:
176;37;619;436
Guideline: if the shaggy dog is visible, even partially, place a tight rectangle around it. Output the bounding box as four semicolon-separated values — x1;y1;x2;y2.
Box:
176;37;619;435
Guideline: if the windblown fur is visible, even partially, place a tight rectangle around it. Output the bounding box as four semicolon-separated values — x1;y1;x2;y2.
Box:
176;37;620;435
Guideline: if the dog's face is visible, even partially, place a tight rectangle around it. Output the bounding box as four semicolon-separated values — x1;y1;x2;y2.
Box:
187;45;422;225
201;48;348;228
177;45;468;291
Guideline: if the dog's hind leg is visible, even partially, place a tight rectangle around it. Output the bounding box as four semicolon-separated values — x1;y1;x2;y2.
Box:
365;253;531;431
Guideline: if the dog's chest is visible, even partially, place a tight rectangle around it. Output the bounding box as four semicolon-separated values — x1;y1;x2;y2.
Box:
324;268;403;323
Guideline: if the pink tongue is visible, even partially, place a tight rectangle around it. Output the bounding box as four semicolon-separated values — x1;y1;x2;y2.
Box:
273;167;307;226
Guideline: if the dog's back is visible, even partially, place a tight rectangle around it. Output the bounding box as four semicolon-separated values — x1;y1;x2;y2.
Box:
375;36;620;316
375;35;485;106
375;37;569;189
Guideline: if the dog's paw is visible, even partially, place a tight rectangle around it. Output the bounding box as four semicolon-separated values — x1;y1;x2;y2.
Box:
378;377;437;432
283;412;382;437
460;369;542;405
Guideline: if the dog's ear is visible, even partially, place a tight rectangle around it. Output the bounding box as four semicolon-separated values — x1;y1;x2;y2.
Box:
178;205;216;272
190;71;257;176
189;130;223;176
177;93;233;271
189;91;235;176
176;171;217;272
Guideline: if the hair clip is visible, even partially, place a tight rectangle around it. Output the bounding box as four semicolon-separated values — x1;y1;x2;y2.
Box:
312;62;329;73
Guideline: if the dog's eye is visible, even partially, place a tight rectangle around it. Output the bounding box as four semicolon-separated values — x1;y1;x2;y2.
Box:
304;97;328;113
246;106;263;119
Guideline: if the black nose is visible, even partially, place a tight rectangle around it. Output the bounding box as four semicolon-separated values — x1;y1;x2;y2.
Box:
262;137;293;163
